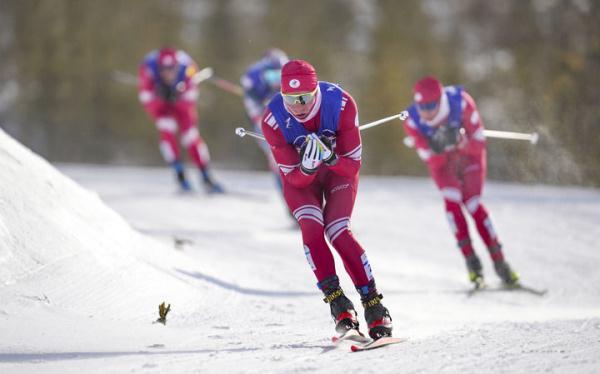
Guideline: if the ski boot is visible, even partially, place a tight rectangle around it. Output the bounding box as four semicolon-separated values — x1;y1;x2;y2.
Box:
357;282;393;340
319;276;359;334
203;179;225;194
200;169;225;194
465;254;485;288
172;161;192;191
494;260;519;286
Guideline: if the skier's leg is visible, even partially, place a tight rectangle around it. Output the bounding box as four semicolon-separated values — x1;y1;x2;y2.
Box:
285;181;358;333
432;168;475;258
284;182;336;283
462;156;518;284
431;165;482;283
322;173;370;286
323;173;392;339
155;116;189;190
175;104;223;193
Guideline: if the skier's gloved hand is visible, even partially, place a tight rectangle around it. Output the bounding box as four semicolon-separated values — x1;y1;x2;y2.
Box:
427;129;446;154
428;126;463;154
317;135;338;166
157;83;177;102
300;134;323;175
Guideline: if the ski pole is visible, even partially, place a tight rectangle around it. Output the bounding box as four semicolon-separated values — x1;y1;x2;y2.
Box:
403;129;540;148
482;129;539;144
111;66;214;86
235;111;409;141
208;76;244;97
358;111;409;131
191;67;214;85
235;127;265;141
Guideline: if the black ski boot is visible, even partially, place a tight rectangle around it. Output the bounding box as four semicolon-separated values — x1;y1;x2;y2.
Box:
494;260;519;285
357;281;392;340
200;169;224;194
171;161;192;191
176;170;192;191
319;276;359;334
465;254;484;288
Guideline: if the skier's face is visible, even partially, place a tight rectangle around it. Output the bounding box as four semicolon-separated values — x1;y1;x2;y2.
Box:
159;65;178;85
417;100;440;122
283;88;318;120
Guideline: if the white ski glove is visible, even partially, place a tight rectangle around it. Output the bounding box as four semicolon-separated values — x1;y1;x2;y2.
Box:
300;134;323;174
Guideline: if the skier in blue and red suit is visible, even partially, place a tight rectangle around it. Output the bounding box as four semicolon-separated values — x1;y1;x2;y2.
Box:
403;76;519;287
240;48;289;192
138;47;223;193
261;60;393;339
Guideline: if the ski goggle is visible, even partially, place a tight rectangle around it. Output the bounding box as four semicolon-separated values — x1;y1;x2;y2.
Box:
282;87;318;105
417;100;439;111
263;69;281;86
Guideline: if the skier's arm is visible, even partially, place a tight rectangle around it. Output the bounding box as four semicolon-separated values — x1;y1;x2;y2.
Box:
326;93;361;177
138;64;163;118
261;111;317;188
175;59;200;104
240;74;265;126
459;91;486;156
243;95;265;126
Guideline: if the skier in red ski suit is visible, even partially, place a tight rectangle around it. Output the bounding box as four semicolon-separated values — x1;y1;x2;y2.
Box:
261;60;393;339
403;76;519;286
138;47;223;193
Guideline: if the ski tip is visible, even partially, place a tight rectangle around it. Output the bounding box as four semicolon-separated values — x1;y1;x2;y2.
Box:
350;344;361;352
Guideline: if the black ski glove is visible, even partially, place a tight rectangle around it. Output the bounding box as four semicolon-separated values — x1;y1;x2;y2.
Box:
157;84;177;102
319;135;338;166
428;126;461;154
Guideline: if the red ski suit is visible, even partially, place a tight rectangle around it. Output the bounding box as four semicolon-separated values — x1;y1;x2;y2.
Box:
138;50;210;169
262;88;374;287
403;89;504;260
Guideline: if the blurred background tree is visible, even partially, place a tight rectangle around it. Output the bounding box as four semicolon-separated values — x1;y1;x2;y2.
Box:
0;0;598;186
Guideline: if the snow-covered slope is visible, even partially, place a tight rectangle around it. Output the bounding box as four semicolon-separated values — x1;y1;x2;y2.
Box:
1;128;599;373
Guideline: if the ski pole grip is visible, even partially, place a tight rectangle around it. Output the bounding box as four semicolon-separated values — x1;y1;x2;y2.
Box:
235;127;246;138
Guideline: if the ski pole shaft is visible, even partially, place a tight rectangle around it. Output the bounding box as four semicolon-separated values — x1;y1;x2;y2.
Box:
235;112;408;142
235;127;265;141
111;67;214;87
208;76;244;97
358;111;409;131
482;129;539;144
191;67;214;85
403;129;540;148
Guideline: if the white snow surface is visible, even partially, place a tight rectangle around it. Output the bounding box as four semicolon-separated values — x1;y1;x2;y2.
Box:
1;128;600;373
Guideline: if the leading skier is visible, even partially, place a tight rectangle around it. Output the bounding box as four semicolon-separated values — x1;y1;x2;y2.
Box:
261;59;393;339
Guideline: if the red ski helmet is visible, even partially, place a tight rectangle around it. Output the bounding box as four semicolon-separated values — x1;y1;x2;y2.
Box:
281;59;318;95
157;48;178;68
413;76;443;106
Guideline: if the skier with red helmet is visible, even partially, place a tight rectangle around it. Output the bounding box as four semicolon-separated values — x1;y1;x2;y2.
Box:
138;47;223;193
261;59;393;340
403;76;519;287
